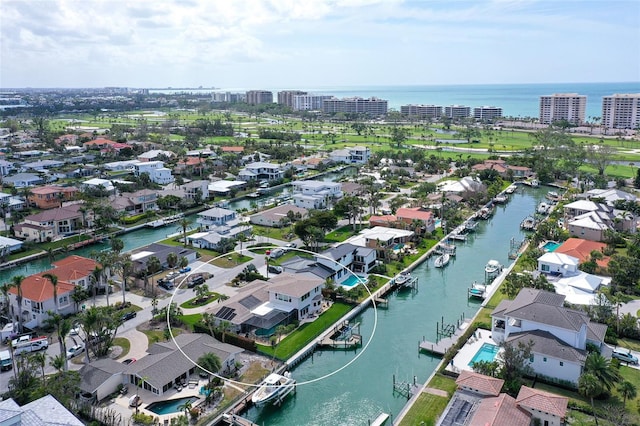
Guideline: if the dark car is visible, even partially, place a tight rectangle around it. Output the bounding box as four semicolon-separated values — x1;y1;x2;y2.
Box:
158;279;174;290
268;265;283;274
121;311;137;322
122;358;136;365
187;275;205;288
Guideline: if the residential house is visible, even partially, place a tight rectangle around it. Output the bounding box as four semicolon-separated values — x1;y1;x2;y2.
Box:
22;159;65;171
14;204;83;242
0;159;15;176
208;180;247;196
471;159;534;179
329;146;371;164
564;199;636;240
250;204;308;227
395;207;436;233
103;159;139;171
437;176;485;197
137;149;175;162
81;177;115;194
111;189;159;215
516;386;569;426
555;238;610;269
0;193;25;211
0;395;83;426
341;182;364;196
174;156;206;175
8;274;76;328
220;146;244;154
49;255;102;291
27;185;78;209
3;172;43;188
238;161;283;181
455;370;504;397
537;251;607;305
55;133;79;146
583;188;636;205
197;206;239;230
129;243;197;273
187;224;252;251
210;273;325;336
162;180;209;203
291;181;343;210
344;226;414;260
81;334;243;399
133;160;174;185
314;243;377;283
491;288;608;385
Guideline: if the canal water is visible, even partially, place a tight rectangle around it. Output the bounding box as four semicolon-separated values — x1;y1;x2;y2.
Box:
0;167;357;284
244;186;547;426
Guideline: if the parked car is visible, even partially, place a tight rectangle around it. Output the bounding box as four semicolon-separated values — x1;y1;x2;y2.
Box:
612;349;639;364
121;311;137;322
268;265;284;274
187;275;205;288
268;248;285;259
158;279;174;290
285;242;297;249
66;344;85;359
122;358;136;365
179;266;191;273
69;324;81;336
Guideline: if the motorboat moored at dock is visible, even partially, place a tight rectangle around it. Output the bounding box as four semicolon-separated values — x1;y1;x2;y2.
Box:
434;253;450;268
251;372;296;407
484;259;502;275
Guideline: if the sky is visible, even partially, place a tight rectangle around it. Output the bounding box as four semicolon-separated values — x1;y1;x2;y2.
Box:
1;0;639;89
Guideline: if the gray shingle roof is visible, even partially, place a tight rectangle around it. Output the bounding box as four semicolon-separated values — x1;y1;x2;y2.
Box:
507;330;587;364
502;289;589;331
79;358;124;393
21;395;84;426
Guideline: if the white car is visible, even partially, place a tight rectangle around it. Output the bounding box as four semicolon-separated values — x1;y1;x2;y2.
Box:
66;344;85;359
69;325;81;336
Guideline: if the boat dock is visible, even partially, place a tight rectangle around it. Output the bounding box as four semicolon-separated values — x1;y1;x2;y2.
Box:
222;414;258;426
145;213;184;228
419;315;470;355
318;321;362;349
369;412;390;426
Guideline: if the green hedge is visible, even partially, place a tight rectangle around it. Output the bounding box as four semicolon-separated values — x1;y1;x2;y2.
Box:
120;213;147;225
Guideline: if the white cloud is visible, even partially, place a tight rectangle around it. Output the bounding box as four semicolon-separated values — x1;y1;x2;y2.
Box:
1;0;638;87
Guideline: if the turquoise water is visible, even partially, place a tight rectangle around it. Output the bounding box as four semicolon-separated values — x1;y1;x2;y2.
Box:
341;275;367;288
468;343;500;367
392;243;404;250
145;396;199;415
542;241;561;252
245;186;547;425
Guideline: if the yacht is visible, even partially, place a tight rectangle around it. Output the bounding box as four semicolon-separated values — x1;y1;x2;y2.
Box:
484;259;502;275
434;253;450;268
395;270;412;286
252;372;296;407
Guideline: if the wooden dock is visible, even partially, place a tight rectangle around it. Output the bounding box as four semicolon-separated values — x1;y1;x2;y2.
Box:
419;317;471;355
223;413;258;426
318;334;362;349
370;412;390;426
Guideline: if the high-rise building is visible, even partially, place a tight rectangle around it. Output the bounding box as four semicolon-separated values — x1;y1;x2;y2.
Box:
321;97;388;116
400;104;443;118
473;106;503;121
444;105;471;119
212;92;245;103
539;93;586;125
245;90;273;105
293;94;333;111
602;94;640;129
277;90;307;108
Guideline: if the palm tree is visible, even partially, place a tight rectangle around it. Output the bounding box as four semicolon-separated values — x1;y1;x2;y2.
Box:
10;275;25;333
146;256;162;296
49;354;65;373
584;352;621;392
32;351;46;384
197;352;221;383
0;283;12;319
179;218;190;247
166;252;178;271
178;400;193;419
579;373;602;425
42;273;59;315
44;311;72;371
90;266;103;306
618;380;637;404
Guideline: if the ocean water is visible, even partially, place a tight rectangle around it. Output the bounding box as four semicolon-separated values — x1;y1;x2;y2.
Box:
173;82;639;119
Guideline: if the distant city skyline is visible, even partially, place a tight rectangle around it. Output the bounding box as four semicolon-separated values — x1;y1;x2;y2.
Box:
1;0;639;89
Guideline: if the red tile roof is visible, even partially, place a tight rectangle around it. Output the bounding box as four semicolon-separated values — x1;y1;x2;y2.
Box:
472;393;531;426
8;274;75;302
178;157;205;166
516;386;568;419
221;146;244;152
30;185;78;195
555;238;610;268
397;207;433;222
51;255;100;282
456;371;504;396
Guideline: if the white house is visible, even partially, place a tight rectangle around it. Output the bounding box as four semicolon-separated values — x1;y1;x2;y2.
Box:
187;225;252;251
0;159;15;176
291;181;343;210
537;252;579;276
315;243;377;284
491;288;608;386
238;161;283;181
329;146;371;164
133;160;174;185
81;177;115;194
267;273;325;319
249;204;308;227
0;395;83;425
197;207;239;230
3;172;44;188
537;252;606;305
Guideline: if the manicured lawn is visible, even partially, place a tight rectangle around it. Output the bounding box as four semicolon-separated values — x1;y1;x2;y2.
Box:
428;374;458;396
179;313;203;329
140;327;184;345
113;337;131;359
209;253;252;268
324;225;357;243
398;393;450;426
618;337;640;353
180;292;221;309
257;302;353;360
475;287;509;328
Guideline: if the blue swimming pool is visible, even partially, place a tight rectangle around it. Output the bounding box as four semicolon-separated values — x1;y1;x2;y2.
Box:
393;243;404;250
468;343;500;366
146;396;199;415
341;274;367;288
542;241;561;252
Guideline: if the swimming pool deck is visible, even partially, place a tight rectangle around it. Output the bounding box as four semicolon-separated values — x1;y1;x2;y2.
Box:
445;331;500;374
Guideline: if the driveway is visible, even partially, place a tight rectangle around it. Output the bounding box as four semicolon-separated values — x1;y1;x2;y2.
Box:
620;299;640;317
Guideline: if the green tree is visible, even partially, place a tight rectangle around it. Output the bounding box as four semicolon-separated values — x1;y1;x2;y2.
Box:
498;340;534;395
43;311;72;371
618;380;638;404
10;275;25;333
42;273;59;315
179;217;190;247
579;373;603;425
584;352;621;393
146;256;162;296
166;252;178;270
197;352;222;383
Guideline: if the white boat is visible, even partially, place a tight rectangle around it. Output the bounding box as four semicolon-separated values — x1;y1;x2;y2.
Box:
251;372;296;407
505;184;517;194
485;259;502;275
537;202;550;214
520;216;536;230
468;281;487;299
395;270;412;286
530;179;539;187
546;191;560;201
493;195;508;204
434;253;450;268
